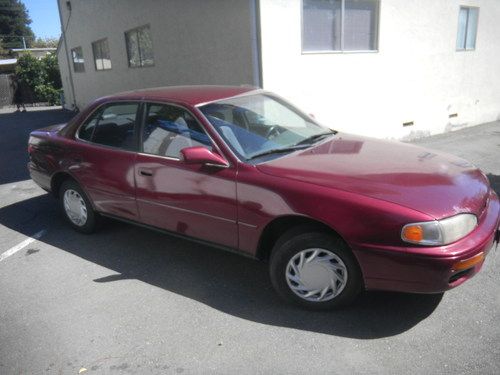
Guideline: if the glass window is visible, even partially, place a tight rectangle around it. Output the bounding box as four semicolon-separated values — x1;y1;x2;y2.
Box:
71;47;85;72
457;7;479;50
142;104;212;158
125;25;154;68
78;103;139;150
303;0;342;52
303;0;379;52
78;114;99;142
200;94;332;162
92;39;112;70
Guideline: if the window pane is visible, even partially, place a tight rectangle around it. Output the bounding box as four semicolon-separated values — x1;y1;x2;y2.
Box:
303;0;341;51
93;39;112;70
93;103;139;150
125;30;140;67
71;47;85;72
465;8;478;49
456;8;468;50
78;113;100;141
142;104;211;158
344;0;379;51
138;26;154;66
101;39;112;69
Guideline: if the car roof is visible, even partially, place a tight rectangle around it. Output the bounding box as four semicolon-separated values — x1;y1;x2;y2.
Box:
105;85;259;106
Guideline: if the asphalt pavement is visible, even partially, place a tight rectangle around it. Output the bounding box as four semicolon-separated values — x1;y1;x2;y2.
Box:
0;108;499;374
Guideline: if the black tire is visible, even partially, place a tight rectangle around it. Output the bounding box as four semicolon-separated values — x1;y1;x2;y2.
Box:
59;179;98;234
269;226;362;310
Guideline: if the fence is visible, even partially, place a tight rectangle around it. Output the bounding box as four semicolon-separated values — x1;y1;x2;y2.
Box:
0;74;13;107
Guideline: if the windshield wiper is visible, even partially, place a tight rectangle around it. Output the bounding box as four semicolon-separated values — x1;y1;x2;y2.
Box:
247;145;310;160
294;130;337;146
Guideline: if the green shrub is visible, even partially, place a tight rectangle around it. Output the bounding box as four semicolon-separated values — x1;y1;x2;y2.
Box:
15;52;62;104
34;85;61;106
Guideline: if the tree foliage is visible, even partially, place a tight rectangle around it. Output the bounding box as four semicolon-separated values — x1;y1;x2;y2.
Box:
0;0;35;49
32;37;59;48
16;53;62;105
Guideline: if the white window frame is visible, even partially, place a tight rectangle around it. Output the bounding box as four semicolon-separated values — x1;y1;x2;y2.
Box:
301;0;381;54
456;6;479;51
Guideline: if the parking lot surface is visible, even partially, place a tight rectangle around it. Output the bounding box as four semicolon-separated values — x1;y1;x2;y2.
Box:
0;108;499;374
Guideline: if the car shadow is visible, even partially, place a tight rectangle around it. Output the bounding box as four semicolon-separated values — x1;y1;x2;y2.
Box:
0;193;443;339
0;108;75;185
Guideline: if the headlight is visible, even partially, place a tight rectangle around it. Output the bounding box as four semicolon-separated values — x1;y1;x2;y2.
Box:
401;214;477;246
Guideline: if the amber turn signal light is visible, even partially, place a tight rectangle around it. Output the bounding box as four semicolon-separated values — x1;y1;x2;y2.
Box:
402;225;424;242
452;252;485;271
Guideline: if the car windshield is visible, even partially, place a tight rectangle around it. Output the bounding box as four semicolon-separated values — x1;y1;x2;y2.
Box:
199;94;335;162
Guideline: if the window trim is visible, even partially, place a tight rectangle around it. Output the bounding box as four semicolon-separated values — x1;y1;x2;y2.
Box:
456;6;479;52
124;24;155;68
300;0;381;54
138;101;228;165
91;38;112;71
71;46;85;72
75;100;142;153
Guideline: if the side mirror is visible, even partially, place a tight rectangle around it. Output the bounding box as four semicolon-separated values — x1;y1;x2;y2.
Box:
180;147;229;168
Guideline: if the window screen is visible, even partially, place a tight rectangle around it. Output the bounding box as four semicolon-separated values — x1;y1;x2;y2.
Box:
92;39;112;70
303;0;379;52
125;25;154;67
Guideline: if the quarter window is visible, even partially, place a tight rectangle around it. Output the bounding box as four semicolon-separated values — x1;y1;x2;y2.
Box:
92;39;112;70
125;25;154;68
71;47;85;72
78;103;139;150
142;103;211;158
457;7;479;51
302;0;380;52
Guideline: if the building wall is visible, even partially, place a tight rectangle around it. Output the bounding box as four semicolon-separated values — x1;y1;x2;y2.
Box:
58;0;258;110
259;0;500;139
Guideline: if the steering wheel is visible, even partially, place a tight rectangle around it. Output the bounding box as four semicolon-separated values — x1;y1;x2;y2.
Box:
265;125;282;140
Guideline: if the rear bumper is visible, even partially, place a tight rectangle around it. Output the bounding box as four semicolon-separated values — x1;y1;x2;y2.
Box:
354;190;500;293
28;161;52;191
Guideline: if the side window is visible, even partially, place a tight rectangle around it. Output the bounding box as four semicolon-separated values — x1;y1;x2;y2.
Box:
78;112;100;141
142;103;212;158
78;103;139;150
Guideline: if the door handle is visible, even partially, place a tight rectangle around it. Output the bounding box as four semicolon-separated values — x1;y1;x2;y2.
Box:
139;168;153;177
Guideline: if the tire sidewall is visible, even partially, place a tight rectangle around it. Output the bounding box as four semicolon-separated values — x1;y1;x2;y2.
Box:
269;231;362;310
59;179;97;234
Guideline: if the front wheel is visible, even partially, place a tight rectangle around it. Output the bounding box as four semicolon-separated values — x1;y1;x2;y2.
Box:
59;179;98;234
269;228;362;309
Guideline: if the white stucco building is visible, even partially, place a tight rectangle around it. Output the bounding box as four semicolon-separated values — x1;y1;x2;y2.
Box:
57;0;500;139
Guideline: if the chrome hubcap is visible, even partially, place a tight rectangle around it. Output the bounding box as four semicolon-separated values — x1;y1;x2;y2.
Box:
63;189;87;226
286;248;348;302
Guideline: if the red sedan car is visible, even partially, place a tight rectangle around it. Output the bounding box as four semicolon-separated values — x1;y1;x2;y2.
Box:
28;86;500;309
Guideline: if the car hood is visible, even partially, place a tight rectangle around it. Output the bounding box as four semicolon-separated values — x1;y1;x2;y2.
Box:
256;133;490;219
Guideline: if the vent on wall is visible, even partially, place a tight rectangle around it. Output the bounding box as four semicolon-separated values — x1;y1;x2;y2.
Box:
403;121;414;127
449;113;458;118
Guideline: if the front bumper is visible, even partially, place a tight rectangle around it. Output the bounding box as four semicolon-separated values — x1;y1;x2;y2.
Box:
354;190;500;294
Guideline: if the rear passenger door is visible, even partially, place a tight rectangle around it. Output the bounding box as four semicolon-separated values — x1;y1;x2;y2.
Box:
135;102;238;248
70;101;140;220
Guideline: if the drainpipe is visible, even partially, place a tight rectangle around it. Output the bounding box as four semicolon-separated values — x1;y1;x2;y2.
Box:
57;0;77;110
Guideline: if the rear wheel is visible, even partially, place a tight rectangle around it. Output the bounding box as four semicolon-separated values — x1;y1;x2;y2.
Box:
59;179;97;234
269;228;362;309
